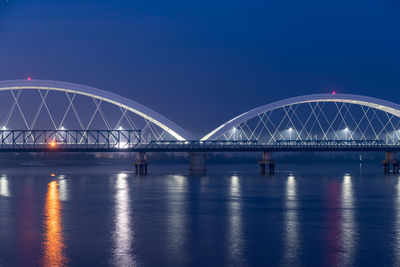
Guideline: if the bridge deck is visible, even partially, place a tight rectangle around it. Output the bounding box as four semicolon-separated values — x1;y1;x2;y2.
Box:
0;141;399;152
0;130;398;152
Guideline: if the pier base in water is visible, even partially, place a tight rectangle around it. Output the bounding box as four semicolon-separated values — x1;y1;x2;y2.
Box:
134;152;148;175
383;151;398;174
259;152;275;175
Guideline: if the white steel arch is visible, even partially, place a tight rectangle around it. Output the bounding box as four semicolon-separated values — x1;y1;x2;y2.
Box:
202;93;400;141
0;79;192;141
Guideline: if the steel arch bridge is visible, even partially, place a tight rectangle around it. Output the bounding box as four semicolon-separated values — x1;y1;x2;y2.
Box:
202;93;400;145
0;79;192;145
0;80;400;153
0;81;398;174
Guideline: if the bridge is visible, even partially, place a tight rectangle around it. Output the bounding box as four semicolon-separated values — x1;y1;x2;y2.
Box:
1;79;400;174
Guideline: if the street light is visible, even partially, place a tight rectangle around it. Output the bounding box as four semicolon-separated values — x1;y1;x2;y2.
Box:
232;127;237;141
1;127;8;144
59;126;67;143
50;140;57;148
288;127;293;141
344;127;349;140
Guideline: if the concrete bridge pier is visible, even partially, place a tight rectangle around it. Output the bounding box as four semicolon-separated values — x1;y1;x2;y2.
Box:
134;152;148;175
259;152;275;175
189;152;207;174
383;152;399;174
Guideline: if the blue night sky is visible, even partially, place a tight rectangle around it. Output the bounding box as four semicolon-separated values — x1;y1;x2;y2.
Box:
0;0;399;136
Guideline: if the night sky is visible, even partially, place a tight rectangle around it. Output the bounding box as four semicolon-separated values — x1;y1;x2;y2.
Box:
0;0;399;137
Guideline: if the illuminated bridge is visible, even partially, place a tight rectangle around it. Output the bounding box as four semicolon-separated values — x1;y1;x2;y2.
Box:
1;79;400;174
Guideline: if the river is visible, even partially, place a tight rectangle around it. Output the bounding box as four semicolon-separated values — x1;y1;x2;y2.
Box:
0;163;398;266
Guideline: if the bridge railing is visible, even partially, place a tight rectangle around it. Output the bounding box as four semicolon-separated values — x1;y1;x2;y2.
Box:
143;140;261;149
274;139;387;146
140;139;399;152
144;139;389;147
0;130;142;149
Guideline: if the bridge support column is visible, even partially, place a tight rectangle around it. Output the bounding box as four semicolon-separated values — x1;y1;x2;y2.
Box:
134;152;148;175
383;152;398;174
189;152;207;174
259;152;275;175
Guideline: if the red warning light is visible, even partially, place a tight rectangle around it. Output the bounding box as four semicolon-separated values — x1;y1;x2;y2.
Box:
27;76;31;81
332;91;336;95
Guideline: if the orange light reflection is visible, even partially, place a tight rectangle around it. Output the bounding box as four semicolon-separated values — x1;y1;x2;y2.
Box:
42;181;68;266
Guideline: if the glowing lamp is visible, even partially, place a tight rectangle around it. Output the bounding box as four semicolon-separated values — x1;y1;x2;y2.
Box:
332;91;336;95
50;141;56;147
27;76;31;81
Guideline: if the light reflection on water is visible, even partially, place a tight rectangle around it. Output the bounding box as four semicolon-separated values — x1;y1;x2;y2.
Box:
167;175;187;263
58;175;68;202
0;175;11;197
42;180;68;267
395;177;400;265
325;174;357;266
0;175;11;249
112;172;136;266
282;174;300;266
226;175;245;265
340;174;356;266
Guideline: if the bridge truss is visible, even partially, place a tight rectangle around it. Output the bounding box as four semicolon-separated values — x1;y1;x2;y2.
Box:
202;94;400;145
0;80;191;143
0;130;141;150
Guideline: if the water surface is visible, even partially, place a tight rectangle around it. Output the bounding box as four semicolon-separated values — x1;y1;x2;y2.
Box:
0;163;398;266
